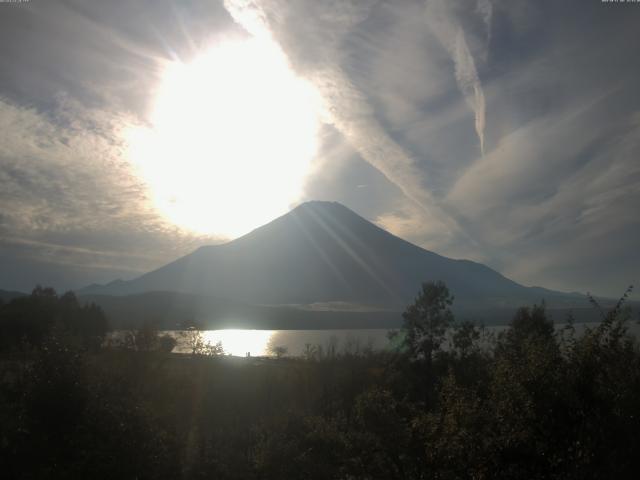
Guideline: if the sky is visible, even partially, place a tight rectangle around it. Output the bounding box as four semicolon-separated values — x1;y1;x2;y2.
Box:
0;0;639;299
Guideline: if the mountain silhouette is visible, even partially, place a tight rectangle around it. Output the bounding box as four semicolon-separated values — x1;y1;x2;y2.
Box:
0;289;26;303
80;201;581;311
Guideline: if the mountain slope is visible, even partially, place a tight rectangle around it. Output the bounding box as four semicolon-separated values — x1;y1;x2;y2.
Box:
0;289;27;303
80;201;581;310
79;291;403;330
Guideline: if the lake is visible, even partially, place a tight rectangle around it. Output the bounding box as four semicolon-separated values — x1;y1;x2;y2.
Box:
125;321;639;357
167;328;396;357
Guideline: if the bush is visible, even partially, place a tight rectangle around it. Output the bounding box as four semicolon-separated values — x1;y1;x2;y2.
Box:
158;334;177;353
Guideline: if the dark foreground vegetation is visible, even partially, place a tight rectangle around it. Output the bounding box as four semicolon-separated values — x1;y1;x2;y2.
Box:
1;283;639;479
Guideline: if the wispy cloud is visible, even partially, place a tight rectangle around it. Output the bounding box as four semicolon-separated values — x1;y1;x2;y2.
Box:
0;0;638;297
477;0;493;54
425;0;489;156
0;96;218;286
222;0;640;298
224;0;476;249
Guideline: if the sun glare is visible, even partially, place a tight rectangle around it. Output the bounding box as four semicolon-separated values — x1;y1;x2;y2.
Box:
202;329;274;357
127;37;321;237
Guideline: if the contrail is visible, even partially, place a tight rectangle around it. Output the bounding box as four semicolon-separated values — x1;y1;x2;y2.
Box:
426;0;490;156
477;0;493;47
454;27;486;156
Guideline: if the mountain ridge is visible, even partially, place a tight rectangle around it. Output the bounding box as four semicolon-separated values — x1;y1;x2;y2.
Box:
79;201;584;311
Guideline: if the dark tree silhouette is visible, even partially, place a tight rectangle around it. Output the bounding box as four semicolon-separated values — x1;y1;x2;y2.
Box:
0;286;107;351
401;280;455;363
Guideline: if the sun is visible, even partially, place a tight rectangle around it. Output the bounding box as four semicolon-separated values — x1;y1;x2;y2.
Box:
127;36;321;237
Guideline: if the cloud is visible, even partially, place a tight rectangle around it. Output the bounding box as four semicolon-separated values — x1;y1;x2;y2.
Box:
222;0;640;298
224;0;480;250
477;0;493;44
446;78;640;295
0;96;218;289
425;0;489;156
0;0;242;290
1;0;639;299
0;0;242;115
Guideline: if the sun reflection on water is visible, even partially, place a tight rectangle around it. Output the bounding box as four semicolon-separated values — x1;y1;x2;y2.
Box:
201;329;275;357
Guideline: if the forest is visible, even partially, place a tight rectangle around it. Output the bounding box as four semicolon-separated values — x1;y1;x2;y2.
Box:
0;282;639;479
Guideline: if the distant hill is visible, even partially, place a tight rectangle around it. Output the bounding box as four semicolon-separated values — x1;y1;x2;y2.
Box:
0;289;27;303
3;196;626;328
80;290;614;330
79;291;403;330
79;201;597;327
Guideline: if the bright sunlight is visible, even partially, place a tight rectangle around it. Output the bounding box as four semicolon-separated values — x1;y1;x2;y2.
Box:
201;329;274;357
128;37;321;237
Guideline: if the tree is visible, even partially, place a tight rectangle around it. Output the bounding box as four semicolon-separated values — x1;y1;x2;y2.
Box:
131;321;160;352
270;345;288;359
158;334;177;353
0;287;107;351
451;320;482;359
401;281;454;363
508;302;554;343
179;324;224;356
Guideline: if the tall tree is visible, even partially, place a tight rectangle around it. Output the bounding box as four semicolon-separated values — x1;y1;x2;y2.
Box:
401;281;454;364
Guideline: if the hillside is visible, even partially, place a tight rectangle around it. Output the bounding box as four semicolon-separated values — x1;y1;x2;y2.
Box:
0;289;26;303
80;201;585;312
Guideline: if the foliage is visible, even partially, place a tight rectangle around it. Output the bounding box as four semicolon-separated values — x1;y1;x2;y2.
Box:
158;334;178;353
0;286;107;351
270;345;288;358
400;280;455;363
180;325;225;356
0;282;639;479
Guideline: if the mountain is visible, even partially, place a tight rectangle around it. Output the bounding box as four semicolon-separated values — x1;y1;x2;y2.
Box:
0;289;27;303
80;201;585;316
80;291;403;330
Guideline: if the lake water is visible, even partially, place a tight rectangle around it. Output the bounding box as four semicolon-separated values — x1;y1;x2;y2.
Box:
144;321;639;357
168;329;395;357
